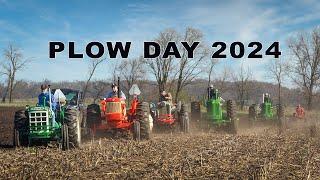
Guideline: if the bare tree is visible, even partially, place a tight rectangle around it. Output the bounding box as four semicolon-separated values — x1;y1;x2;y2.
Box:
82;58;105;101
232;64;252;110
213;66;231;93
267;59;289;105
288;27;320;110
118;56;146;103
91;80;108;103
174;27;208;102
0;44;30;103
144;29;178;99
207;59;218;87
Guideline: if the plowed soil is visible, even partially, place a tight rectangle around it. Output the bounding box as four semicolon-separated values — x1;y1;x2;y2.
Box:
0;107;319;179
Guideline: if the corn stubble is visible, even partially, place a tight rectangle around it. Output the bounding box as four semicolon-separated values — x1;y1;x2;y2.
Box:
0;107;319;179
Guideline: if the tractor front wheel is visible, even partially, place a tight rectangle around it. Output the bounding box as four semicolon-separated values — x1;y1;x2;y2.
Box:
135;102;151;140
64;108;81;149
13;110;28;147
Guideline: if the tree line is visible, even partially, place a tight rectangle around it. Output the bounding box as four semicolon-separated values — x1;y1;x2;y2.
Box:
1;27;320;110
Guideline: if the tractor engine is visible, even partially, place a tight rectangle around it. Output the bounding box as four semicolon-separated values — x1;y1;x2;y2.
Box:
261;93;273;118
207;99;223;120
101;98;127;128
28;106;53;137
206;88;223;120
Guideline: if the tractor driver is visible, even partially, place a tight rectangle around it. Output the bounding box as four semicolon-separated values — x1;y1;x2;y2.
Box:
159;90;173;114
208;84;215;99
38;84;58;126
38;84;56;109
106;83;126;101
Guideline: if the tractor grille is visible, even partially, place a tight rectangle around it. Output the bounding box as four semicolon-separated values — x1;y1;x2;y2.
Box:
106;102;122;113
29;111;49;131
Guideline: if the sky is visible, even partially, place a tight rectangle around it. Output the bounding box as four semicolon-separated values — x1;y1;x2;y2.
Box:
0;0;319;86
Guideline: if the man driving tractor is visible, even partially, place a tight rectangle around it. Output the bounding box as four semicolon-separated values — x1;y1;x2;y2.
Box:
38;84;57;125
159;90;173;114
106;83;126;100
38;84;56;109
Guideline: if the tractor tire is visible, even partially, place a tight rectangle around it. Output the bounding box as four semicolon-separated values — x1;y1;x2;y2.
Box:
86;104;101;128
226;100;237;134
133;121;141;141
135;102;151;140
61;124;69;150
179;104;190;133
13;110;28;147
64;108;81;149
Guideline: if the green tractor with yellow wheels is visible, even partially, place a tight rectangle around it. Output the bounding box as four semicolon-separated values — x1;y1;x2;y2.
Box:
200;88;238;134
13;87;84;150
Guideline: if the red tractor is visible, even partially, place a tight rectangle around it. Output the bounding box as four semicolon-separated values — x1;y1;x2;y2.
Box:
86;79;151;140
150;101;189;133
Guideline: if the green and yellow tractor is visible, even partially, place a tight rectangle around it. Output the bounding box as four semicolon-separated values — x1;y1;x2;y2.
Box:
248;93;284;125
13;87;84;150
200;88;238;134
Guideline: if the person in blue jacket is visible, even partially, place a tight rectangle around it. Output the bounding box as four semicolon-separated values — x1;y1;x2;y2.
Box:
38;84;57;126
106;83;126;100
38;84;57;109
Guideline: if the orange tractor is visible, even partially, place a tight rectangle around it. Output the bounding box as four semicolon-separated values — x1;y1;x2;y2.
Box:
86;79;151;140
293;104;305;119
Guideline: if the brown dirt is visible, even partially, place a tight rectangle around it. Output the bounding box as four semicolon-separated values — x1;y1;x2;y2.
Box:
0;107;24;146
0;108;319;179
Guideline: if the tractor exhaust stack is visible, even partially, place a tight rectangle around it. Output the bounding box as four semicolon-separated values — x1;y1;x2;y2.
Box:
117;77;120;98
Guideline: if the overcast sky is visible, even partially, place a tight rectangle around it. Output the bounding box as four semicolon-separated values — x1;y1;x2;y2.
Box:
0;0;319;85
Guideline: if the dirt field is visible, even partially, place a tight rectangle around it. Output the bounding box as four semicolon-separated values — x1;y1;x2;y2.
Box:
0;107;320;179
0;107;24;146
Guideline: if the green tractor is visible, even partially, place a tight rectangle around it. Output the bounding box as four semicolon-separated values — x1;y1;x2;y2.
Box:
248;93;284;124
13;87;84;150
201;88;238;134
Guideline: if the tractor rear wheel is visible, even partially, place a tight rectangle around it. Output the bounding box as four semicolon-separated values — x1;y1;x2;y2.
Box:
179;104;190;133
61;124;69;150
13;110;28;147
226;100;237;134
135;102;151;140
64;108;81;149
86;104;101;128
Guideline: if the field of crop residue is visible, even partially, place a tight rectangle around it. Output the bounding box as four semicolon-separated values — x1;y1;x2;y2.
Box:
0;107;320;179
